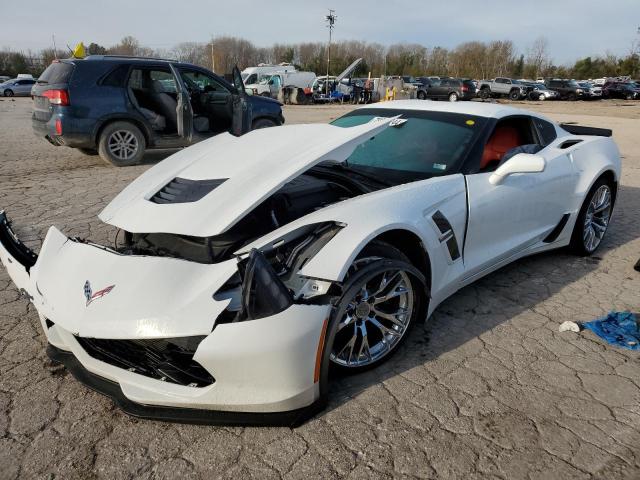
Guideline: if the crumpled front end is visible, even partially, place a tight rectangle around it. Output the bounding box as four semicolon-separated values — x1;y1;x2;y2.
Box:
0;211;334;425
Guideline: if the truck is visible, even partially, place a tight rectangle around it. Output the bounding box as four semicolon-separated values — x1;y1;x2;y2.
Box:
478;77;526;100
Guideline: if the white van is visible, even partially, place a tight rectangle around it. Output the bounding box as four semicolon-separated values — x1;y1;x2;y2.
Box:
248;71;316;98
241;64;296;86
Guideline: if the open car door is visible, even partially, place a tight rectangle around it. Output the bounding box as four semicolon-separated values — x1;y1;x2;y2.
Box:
169;64;193;142
231;65;252;136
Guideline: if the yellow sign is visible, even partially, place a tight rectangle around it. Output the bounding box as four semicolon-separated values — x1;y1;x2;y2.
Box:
466;120;475;126
72;42;86;59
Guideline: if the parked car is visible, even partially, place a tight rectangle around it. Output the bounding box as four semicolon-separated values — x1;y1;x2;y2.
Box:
526;83;559;101
544;79;586;100
31;56;284;166
478;77;526;100
0;101;621;426
577;82;602;99
1;77;36;97
414;77;437;100
423;78;476;101
602;82;640;100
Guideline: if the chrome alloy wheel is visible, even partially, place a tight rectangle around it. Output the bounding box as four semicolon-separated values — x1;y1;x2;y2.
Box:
583;184;612;253
330;266;415;368
108;130;139;161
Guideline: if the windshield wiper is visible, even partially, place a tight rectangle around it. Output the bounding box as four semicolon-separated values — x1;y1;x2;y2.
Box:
326;163;392;187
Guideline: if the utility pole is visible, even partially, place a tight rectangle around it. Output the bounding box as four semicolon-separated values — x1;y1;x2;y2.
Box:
325;9;337;96
52;34;58;59
211;42;215;73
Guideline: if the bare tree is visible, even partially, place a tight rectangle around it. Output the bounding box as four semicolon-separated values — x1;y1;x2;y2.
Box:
526;36;550;79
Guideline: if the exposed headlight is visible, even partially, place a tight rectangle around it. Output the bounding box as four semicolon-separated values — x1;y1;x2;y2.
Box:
576;89;583;93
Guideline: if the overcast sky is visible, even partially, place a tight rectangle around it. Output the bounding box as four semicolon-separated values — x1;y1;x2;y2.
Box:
2;0;638;64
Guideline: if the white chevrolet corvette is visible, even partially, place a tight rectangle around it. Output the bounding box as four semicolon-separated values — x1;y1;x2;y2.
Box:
0;101;621;425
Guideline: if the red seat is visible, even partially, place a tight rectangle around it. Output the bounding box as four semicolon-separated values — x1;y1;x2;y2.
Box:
480;125;523;170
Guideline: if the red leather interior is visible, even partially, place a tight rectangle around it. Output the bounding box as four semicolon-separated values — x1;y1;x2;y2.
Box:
480;125;523;170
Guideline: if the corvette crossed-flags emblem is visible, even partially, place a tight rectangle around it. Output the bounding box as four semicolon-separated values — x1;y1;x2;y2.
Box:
83;280;115;307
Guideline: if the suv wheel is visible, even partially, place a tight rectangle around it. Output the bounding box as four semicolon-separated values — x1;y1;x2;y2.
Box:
567;93;577;101
98;121;146;167
4;89;13;97
509;89;520;100
448;92;458;102
538;93;546;101
417;91;426;100
479;88;490;99
252;118;277;130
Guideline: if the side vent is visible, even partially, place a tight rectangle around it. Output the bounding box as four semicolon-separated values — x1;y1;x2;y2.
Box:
431;210;461;261
543;213;570;243
150;178;227;204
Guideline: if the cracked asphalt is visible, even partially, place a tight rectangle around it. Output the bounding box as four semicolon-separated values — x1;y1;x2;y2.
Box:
0;98;639;480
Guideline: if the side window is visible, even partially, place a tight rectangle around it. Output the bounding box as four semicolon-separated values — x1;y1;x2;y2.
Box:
180;69;228;93
149;70;177;93
534;118;557;146
102;65;130;87
478;116;539;173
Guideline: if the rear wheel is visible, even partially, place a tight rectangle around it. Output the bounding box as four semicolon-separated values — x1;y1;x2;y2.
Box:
567;93;577;101
4;89;13;97
479;88;490;99
538;93;546;101
97;121;146;167
448;92;458;102
328;242;426;373
570;177;614;256
251;118;277;130
509;89;520;100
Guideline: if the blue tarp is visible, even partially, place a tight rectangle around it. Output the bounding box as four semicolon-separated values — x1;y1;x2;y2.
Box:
583;312;640;350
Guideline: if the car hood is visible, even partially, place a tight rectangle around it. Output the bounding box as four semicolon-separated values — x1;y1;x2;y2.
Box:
99;118;396;237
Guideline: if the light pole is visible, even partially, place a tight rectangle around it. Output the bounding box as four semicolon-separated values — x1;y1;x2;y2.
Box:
325;9;337;97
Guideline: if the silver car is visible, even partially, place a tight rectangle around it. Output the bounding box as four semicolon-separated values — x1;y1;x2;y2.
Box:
1;78;36;97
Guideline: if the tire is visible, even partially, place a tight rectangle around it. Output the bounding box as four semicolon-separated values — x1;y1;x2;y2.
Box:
78;148;98;156
97;121;146;167
4;89;14;97
448;92;459;102
327;241;427;374
251;118;277;130
567;93;577;101
538;93;546;101
509;89;520;100
625;93;634;100
479;88;490;100
417;90;426;100
569;177;614;256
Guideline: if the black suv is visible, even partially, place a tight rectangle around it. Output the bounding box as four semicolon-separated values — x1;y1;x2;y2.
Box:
421;78;476;102
32;56;285;166
544;79;586;100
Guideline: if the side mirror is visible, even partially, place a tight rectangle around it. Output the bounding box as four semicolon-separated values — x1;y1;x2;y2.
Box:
489;153;546;185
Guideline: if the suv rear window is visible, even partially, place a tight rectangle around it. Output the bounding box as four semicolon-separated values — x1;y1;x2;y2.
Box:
38;62;74;84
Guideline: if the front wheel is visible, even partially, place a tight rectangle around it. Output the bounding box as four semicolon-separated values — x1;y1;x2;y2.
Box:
97;121;146;167
4;89;14;97
448;92;458;102
569;178;614;256
328;242;426;373
417;91;426;100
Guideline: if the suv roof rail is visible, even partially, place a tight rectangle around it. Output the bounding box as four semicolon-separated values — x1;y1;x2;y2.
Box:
85;54;178;62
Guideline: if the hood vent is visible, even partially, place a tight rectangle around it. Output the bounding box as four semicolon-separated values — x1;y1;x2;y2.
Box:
150;177;227;204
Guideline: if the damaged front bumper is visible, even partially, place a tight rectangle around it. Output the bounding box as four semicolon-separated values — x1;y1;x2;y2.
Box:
0;211;333;426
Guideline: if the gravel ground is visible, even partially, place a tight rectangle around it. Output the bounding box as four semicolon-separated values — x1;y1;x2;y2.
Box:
0;97;639;480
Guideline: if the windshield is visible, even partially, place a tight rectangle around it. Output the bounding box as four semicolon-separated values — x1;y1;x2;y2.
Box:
330;109;486;182
568;80;580;87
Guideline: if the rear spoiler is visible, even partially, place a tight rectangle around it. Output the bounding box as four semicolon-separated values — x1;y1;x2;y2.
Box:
560;123;612;137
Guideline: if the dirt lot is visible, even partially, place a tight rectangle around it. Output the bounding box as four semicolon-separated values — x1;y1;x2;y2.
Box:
1;97;639;480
